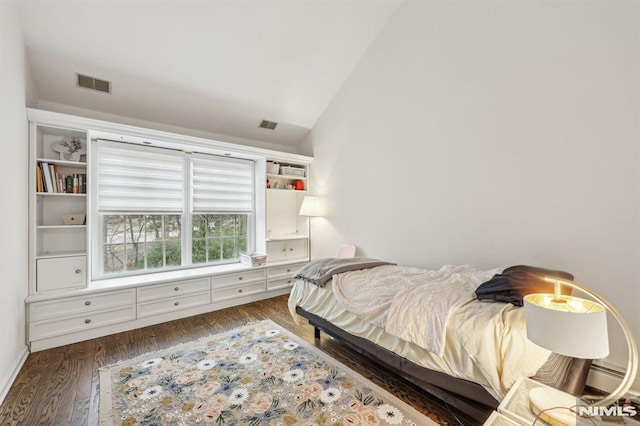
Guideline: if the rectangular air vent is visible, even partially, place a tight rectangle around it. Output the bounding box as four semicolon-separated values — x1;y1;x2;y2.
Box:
77;73;111;94
259;120;278;130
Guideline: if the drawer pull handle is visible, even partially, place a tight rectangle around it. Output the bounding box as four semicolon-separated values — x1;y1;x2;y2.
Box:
238;276;243;281
174;286;179;291
174;301;180;306
288;280;292;284
282;248;286;252
84;319;91;324
75;269;82;274
289;248;294;251
238;288;243;293
85;301;91;306
286;269;291;273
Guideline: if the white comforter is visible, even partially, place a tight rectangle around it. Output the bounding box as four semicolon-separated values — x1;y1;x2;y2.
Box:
333;264;501;355
289;265;552;399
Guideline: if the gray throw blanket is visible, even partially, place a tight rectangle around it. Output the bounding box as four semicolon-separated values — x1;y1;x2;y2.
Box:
294;257;395;287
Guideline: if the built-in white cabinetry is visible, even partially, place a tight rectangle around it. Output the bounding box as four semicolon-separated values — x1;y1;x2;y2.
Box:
266;238;309;263
267;261;307;291
27;263;305;351
36;255;87;292
29;289;136;342
212;270;267;302
137;278;211;318
30;122;88;293
25;109;312;352
266;160;310;264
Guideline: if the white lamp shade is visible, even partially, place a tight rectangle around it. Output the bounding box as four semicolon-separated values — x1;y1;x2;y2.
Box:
524;294;609;359
299;196;323;217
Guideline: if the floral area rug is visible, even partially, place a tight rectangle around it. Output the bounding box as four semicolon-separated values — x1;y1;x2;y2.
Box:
99;320;438;425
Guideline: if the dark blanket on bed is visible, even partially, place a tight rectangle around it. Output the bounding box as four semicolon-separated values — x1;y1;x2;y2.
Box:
294;257;395;287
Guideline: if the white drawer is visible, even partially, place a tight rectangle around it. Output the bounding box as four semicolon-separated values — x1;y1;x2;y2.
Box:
30;289;136;321
267;277;295;291
212;281;265;301
30;306;135;340
267;262;308;278
137;278;210;302
36;255;87;292
137;291;211;318
212;270;265;289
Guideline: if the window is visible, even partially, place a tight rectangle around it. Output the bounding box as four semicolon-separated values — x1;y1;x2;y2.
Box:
192;214;247;264
102;214;182;273
93;140;255;278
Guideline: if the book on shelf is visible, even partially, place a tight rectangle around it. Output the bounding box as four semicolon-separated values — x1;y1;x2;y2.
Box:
39;161;54;193
36;162;87;194
38;163;47;192
48;164;56;192
35;165;43;192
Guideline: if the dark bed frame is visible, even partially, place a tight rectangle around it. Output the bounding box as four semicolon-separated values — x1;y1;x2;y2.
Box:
296;306;591;422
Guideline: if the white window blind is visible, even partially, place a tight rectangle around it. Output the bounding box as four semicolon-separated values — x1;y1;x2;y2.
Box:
191;154;254;212
96;140;185;212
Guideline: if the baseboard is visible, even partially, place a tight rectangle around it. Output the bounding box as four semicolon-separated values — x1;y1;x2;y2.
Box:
587;362;640;398
0;346;29;406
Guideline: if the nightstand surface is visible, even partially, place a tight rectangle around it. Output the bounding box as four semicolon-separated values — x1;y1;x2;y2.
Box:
499;377;546;423
497;377;582;425
494;377;640;426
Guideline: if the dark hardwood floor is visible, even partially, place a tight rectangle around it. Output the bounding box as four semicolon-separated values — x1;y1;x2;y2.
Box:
0;295;475;425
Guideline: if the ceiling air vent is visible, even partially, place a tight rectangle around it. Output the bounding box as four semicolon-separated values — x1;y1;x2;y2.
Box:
259;120;278;130
76;73;111;94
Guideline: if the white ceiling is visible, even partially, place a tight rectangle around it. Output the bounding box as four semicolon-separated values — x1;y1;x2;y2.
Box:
18;0;402;148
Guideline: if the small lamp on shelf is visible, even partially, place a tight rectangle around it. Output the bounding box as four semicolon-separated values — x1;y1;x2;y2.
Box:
523;277;638;425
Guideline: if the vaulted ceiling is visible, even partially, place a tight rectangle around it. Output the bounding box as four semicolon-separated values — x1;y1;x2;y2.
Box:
18;0;402;148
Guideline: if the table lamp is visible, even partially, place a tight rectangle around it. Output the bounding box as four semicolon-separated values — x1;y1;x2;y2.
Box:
523;277;638;425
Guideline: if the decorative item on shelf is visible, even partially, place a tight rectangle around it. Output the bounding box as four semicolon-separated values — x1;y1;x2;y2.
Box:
523;277;638;425
293;180;304;190
266;161;280;174
51;138;86;162
266;179;271;189
240;252;267;267
61;213;86;225
280;165;305;177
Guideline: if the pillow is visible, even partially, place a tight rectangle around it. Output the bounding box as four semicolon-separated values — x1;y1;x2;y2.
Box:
475;265;574;306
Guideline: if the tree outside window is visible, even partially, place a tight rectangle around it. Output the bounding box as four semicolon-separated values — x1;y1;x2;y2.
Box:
103;214;182;273
192;214;247;264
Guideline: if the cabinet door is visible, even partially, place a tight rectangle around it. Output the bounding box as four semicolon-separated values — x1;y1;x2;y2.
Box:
267;241;288;262
287;239;308;260
36;256;87;292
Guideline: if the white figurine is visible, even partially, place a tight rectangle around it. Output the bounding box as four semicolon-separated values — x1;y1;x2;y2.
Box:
52;138;86;161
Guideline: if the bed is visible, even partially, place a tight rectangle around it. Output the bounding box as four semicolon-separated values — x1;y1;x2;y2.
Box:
287;260;591;421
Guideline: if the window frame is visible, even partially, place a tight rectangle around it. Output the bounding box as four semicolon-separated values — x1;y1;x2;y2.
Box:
90;140;257;280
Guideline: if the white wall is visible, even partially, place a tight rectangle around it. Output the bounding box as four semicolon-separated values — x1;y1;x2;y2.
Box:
0;0;35;402
307;0;640;384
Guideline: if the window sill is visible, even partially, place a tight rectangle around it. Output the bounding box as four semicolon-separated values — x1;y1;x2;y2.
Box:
91;263;254;290
25;258;309;303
